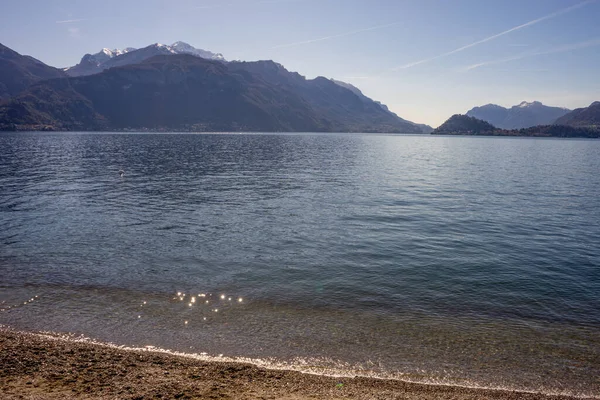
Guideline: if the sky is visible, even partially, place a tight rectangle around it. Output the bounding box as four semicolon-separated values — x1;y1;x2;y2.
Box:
1;0;599;127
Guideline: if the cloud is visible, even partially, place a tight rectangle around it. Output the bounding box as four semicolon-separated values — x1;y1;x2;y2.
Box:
271;22;399;49
393;0;596;70
465;37;600;70
194;0;305;9
56;18;86;24
68;27;81;38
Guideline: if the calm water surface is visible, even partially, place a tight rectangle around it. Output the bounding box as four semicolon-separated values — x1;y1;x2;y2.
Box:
1;132;599;396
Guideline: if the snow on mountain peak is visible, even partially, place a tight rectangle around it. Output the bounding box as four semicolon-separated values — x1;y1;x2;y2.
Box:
98;47;134;59
169;41;225;60
96;42;223;61
518;101;543;108
64;41;226;76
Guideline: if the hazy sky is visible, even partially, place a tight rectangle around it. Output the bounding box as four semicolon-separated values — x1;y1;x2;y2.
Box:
2;0;599;126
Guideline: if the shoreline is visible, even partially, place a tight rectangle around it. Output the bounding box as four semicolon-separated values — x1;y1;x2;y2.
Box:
1;327;595;400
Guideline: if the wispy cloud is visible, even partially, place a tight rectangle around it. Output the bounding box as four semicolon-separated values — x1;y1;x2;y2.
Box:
271;22;399;49
56;18;86;24
67;27;81;38
393;0;596;70
465;37;600;70
194;0;306;9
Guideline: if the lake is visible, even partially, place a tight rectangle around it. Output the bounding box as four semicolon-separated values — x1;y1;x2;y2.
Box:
1;132;599;397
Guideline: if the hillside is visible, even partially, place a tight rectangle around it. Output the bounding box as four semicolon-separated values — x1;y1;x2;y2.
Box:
432;114;498;135
0;43;66;100
553;101;600;128
1;54;422;133
331;79;433;132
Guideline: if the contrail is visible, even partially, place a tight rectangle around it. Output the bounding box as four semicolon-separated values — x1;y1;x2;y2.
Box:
56;18;86;24
393;0;596;70
194;0;306;10
271;22;400;49
465;37;600;70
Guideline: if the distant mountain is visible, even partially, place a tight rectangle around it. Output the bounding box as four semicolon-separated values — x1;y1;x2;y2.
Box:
433;114;497;135
64;42;225;77
63;47;135;77
554;101;600;128
466;101;570;129
0;43;66;100
465;104;508;127
432;114;599;138
331;79;433;133
1;54;422;133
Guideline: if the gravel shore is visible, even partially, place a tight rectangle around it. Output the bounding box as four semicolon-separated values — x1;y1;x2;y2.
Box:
0;328;591;400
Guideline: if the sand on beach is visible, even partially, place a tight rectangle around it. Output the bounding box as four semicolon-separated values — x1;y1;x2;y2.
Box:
0;328;593;400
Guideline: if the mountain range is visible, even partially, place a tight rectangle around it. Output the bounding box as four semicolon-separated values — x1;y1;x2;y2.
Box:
0;41;597;135
465;101;571;129
433;113;599;138
0;42;424;133
64;41;225;77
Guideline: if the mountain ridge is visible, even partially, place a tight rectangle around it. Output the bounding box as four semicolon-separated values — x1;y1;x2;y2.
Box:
433;114;599;138
331;79;433;132
1;54;423;133
466;101;571;129
0;42;66;100
0;42;595;135
553;101;600;127
64;41;225;77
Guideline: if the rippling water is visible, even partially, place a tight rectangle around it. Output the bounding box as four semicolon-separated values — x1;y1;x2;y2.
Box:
1;132;599;396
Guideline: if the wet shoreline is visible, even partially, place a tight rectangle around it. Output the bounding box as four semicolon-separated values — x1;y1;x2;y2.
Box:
1;327;594;400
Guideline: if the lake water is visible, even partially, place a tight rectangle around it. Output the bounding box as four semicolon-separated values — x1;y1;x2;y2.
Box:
1;132;599;397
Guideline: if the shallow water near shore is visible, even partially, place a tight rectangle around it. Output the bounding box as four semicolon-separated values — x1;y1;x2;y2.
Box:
1;132;599;397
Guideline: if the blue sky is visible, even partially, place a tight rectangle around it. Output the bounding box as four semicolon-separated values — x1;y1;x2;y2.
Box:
1;0;599;126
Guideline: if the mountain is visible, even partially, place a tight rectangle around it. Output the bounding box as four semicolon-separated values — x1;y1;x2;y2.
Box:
0;43;66;100
432;114;497;135
170;41;225;61
64;42;225;77
465;103;508;127
331;79;433;133
553;101;600;128
432;114;599;138
63;47;135;77
1;54;422;133
466;101;570;129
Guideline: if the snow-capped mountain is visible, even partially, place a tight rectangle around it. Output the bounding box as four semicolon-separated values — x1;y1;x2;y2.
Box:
171;41;225;61
93;47;136;63
64;42;225;77
466;101;571;129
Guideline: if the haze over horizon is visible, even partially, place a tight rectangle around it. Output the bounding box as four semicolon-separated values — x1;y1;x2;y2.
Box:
2;0;599;127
